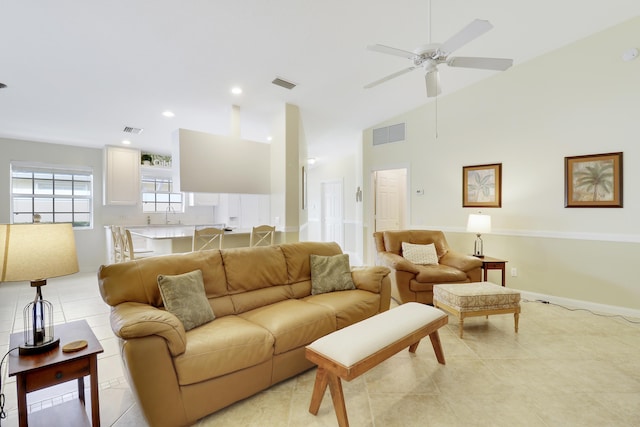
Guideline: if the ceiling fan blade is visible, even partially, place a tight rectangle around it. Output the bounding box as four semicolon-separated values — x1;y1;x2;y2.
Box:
439;19;493;57
425;70;441;98
364;66;417;89
447;56;513;71
367;44;416;59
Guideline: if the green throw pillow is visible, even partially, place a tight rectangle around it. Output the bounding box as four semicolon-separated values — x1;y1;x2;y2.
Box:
310;253;356;295
157;269;215;331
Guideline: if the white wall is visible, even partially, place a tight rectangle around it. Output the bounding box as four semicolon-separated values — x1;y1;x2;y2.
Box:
174;128;271;194
361;17;640;311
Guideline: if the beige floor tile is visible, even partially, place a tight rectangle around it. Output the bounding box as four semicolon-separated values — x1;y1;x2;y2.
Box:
197;385;294;426
530;392;632;426
444;391;547;427
369;393;458;427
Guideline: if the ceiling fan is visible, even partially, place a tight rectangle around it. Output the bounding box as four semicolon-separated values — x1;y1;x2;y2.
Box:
364;19;513;97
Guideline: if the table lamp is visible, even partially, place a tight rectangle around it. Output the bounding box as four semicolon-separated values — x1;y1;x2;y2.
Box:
466;213;491;257
0;223;79;355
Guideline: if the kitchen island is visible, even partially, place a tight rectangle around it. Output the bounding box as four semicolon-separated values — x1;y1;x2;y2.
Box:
106;224;282;263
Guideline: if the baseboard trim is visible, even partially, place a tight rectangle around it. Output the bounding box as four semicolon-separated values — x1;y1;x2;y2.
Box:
517;289;640;319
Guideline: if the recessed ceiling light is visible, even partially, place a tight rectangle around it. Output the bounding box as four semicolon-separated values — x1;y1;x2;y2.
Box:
122;140;131;145
231;87;243;95
266;136;273;142
162;111;175;118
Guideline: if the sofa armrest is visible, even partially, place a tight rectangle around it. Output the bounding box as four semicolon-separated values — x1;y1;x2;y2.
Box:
350;266;391;293
110;302;187;357
376;252;420;274
439;250;483;273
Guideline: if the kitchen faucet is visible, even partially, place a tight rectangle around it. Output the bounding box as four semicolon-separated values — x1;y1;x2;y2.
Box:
165;205;176;224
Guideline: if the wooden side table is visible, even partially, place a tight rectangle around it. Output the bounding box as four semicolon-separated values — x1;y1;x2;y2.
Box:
478;256;508;286
8;319;104;427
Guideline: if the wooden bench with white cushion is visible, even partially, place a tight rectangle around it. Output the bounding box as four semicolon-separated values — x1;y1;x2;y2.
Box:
305;302;448;427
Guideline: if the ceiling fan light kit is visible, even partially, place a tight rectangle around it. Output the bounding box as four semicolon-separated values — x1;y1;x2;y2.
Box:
365;19;513;97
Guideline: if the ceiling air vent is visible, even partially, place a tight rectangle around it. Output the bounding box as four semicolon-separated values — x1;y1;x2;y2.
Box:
123;126;144;135
272;77;296;90
373;123;405;146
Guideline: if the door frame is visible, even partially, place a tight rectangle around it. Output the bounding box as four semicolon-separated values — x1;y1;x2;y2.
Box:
366;164;410;264
320;179;345;248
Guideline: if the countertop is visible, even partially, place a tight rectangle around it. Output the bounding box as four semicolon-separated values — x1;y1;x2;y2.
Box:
126;225;252;239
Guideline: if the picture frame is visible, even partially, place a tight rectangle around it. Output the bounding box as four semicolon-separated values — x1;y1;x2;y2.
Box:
463;163;502;208
564;152;623;208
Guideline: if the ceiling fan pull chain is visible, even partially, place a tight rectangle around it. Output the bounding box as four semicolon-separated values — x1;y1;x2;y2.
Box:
428;0;432;44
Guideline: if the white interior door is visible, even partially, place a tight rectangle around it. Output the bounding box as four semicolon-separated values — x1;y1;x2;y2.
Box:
321;180;344;248
374;169;407;232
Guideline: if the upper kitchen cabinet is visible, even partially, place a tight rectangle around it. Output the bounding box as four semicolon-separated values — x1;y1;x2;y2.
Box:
188;193;220;206
103;146;140;205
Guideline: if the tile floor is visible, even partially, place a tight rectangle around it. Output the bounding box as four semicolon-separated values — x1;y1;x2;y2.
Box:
1;272;640;426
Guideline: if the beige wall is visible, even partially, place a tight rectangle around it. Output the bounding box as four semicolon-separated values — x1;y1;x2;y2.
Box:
0;137;106;271
362;17;640;311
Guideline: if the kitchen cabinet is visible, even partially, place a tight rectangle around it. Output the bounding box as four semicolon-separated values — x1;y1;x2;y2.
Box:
104;146;140;205
227;194;241;217
189;193;220;206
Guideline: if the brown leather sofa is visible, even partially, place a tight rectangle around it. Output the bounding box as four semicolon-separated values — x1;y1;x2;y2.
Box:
98;241;391;427
373;230;481;305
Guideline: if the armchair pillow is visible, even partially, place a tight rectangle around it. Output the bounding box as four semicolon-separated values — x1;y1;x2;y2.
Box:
402;242;439;265
310;253;356;295
157;269;215;331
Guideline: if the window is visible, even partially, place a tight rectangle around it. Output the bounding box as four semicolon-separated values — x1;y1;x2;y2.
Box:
11;163;93;228
141;176;183;213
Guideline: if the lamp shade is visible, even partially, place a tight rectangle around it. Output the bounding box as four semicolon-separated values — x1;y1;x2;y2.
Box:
0;223;79;282
466;214;491;234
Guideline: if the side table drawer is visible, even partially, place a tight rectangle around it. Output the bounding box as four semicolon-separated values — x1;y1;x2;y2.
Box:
484;262;504;269
25;357;90;392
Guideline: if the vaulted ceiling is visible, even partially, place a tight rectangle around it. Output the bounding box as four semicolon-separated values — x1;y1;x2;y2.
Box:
1;1;638;158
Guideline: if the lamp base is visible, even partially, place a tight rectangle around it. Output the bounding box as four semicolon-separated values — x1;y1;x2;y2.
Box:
473;234;484;258
19;337;60;355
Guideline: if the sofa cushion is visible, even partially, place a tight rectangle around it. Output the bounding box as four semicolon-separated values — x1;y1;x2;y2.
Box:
157;269;215;331
402;242;439;265
413;264;468;284
240;299;336;354
381;230;449;258
222;245;289;292
280;241;343;284
305;289;381;329
173;315;275;385
310;253;356;295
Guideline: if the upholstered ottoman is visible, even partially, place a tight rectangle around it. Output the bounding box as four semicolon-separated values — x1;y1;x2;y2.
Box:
433;282;520;338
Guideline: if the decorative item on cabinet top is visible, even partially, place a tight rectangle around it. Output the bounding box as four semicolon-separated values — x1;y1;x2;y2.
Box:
141;152;172;168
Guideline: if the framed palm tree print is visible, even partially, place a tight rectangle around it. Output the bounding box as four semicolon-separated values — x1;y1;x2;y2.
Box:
463;163;502;208
565;152;623;208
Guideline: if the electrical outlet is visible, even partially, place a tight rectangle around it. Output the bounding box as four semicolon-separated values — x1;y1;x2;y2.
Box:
511;268;518;277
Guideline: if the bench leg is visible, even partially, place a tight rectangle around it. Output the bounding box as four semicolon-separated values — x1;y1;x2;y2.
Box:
408;340;420;353
310;367;350;427
327;372;349;427
458;317;464;338
428;330;446;365
514;312;519;333
309;367;329;415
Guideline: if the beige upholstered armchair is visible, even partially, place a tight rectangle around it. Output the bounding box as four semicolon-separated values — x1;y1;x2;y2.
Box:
373;230;482;305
